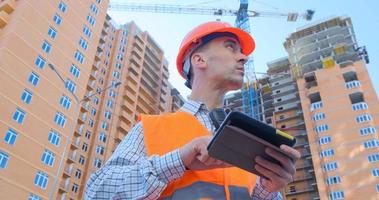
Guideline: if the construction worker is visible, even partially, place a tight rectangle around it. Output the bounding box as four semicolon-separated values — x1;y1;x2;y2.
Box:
85;21;300;199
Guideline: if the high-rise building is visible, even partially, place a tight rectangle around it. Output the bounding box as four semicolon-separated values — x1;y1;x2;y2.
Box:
0;1;175;199
284;16;379;199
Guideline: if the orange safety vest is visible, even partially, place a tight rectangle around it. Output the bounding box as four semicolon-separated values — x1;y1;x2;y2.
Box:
139;111;257;200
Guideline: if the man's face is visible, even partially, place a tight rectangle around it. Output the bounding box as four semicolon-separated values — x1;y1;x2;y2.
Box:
201;36;248;90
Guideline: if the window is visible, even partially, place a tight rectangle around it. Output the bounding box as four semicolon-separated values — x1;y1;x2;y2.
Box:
41;149;55;167
104;111;111;120
313;113;325;121
21;89;33;104
83;25;92;38
319;136;331;145
79;37;88;50
329;190;344;200
91;108;96;116
74;50;85;63
326;176;341;185
94;158;102;168
368;153;379;163
88;119;94;128
115;63;122;69
90;4;99;15
70;64;80;78
47;27;57;39
13;108;26;124
310;101;323;111
109;90;116;98
59;95;71;110
0;151;9;168
324;162;338;171
96;145;104;155
75;169;82;179
320;149;334;158
54;112;66;127
360;127;376;135
101;122;108;130
96;0;102;4
48;130;60;146
85;131;91;139
58;1;67;12
65;79;76;93
34;171;49;189
106;100;113;108
377;184;379;192
86;14;96;26
113;71;120;79
315;124;329;133
35;55;46;68
352;102;368;111
99;133;106;143
356;114;372;123
363;140;379;149
372;169;379;177
72;183;79;193
53;14;62;25
41;40;51;53
82;143;88;152
28;72;40;86
28;193;42;200
4;129;18;145
78;155;85;165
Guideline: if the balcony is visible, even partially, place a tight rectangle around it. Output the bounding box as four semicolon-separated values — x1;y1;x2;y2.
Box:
286;186;316;195
63;164;73;177
67;150;77;163
345;80;361;89
87;80;95;91
71;137;80;149
0;0;15;13
0;10;10;28
74;125;83;136
92;61;100;70
94;52;102;61
59;179;70;192
305;81;318;89
81;102;90;112
293;174;314;182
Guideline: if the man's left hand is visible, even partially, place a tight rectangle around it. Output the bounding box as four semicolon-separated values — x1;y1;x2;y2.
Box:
254;145;301;192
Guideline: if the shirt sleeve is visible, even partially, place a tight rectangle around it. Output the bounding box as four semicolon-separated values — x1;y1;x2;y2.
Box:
251;177;283;200
84;122;186;200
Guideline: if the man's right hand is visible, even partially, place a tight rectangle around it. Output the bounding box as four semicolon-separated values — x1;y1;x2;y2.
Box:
179;136;232;170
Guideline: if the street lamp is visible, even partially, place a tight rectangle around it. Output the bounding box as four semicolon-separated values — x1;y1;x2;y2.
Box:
48;63;121;199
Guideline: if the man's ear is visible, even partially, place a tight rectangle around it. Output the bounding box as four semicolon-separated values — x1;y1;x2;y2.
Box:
191;52;207;69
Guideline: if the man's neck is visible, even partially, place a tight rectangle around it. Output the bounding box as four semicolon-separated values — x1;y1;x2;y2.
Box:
189;86;226;110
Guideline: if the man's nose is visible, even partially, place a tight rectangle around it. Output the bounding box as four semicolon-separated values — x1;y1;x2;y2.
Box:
237;53;248;65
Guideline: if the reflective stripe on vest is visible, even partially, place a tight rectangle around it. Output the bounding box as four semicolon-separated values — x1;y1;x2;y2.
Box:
140;111;257;199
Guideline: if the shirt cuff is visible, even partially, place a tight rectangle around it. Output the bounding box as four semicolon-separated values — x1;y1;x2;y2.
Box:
155;149;186;183
252;177;283;200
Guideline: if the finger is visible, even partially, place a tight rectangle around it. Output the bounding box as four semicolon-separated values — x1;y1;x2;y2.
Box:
255;164;287;186
280;145;301;160
255;156;292;181
265;148;296;175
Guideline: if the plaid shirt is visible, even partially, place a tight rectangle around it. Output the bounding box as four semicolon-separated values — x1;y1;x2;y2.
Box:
85;100;282;199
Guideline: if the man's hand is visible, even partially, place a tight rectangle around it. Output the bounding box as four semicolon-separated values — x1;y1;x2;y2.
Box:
179;136;232;170
254;145;301;192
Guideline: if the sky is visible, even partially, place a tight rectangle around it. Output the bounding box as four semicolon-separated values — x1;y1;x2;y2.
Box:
108;0;379;98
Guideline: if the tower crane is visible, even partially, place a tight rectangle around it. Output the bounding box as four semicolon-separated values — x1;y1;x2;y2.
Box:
108;1;315;119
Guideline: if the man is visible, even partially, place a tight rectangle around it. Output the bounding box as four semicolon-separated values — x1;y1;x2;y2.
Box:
85;21;300;199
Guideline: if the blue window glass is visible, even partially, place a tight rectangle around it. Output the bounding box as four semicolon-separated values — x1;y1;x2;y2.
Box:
4;129;18;145
65;79;76;93
54;112;66;127
48;130;61;146
48;27;57;39
41;149;55;167
34;171;49;189
35;55;46;68
41;41;51;53
28;72;40;86
0;151;9;168
12;108;26;124
59;95;71;110
28;193;42;200
74;50;85;64
21;89;33;104
79;37;88;50
58;1;67;12
70;64;80;78
53;14;62;25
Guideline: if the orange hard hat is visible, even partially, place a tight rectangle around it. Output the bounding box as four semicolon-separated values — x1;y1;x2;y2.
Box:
176;21;256;79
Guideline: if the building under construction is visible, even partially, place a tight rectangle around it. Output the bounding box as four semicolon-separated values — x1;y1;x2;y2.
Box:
226;16;379;199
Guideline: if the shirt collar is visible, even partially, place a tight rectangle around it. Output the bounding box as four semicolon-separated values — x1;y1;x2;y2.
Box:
180;99;209;116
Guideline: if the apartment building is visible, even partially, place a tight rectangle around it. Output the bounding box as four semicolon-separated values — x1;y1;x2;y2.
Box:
284;16;379;199
0;0;175;199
